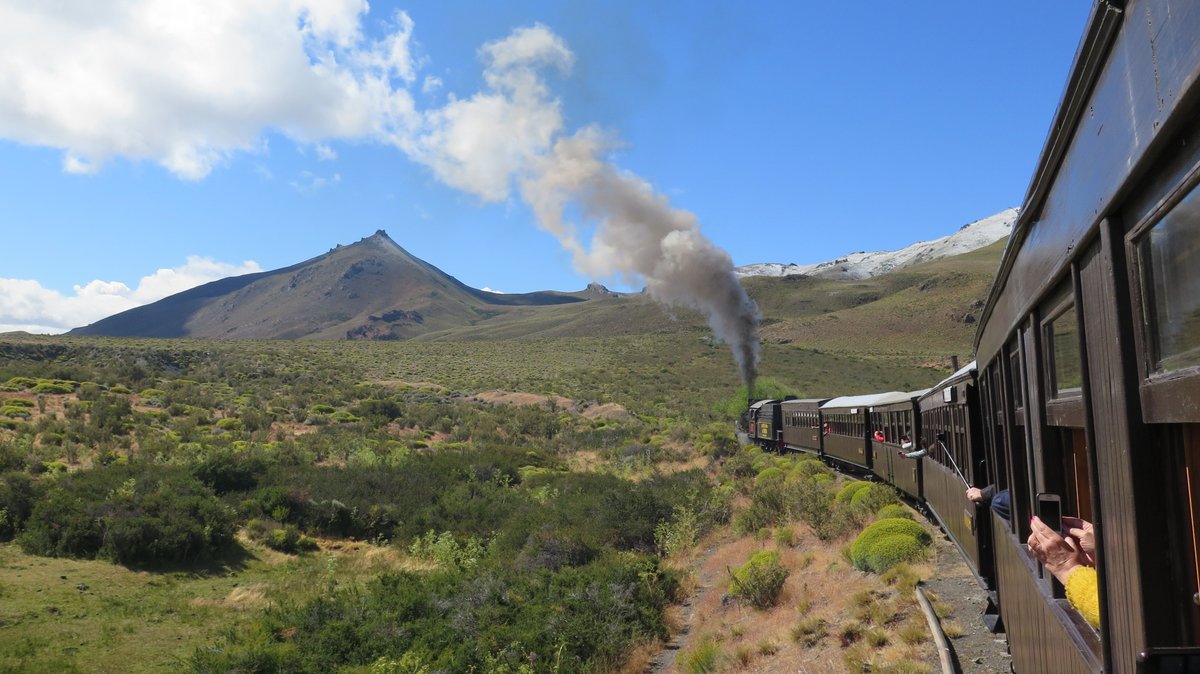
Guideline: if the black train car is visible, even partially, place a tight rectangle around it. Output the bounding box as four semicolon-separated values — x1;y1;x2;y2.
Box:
820;392;902;472
868;390;928;500
919;362;995;591
780;398;828;455
973;1;1200;670
747;399;782;450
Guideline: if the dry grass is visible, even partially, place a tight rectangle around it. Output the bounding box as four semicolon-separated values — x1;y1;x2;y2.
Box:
660;514;937;674
191;584;269;610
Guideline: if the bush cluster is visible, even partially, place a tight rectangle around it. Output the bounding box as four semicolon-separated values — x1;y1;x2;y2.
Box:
849;517;932;573
189;554;680;673
729;550;790;609
17;464;235;565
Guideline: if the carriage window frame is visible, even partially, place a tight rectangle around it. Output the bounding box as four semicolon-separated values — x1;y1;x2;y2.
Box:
1041;289;1087;427
1127;170;1200;424
1043;300;1084;399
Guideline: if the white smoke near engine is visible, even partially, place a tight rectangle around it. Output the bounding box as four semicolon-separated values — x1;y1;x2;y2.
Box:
520;129;760;386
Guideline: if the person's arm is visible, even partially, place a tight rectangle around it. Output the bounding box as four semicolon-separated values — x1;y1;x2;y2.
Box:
1028;517;1099;628
1064;566;1101;629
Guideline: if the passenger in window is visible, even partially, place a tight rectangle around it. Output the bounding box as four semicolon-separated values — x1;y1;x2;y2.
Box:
874;430;886;442
1027;516;1100;629
896;435;927;458
966;485;1011;521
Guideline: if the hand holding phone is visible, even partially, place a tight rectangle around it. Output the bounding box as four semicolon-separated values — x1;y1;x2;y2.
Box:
1036;493;1062;537
1062;516;1096;566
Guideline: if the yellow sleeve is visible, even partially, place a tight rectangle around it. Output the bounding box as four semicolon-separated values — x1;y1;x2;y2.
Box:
1064;566;1101;629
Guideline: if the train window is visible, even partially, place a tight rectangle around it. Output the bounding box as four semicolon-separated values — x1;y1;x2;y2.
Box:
1049;306;1083;396
1009;351;1024;413
1137;186;1200;374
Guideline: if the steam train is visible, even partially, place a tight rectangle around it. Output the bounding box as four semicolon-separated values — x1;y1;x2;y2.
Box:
747;2;1200;671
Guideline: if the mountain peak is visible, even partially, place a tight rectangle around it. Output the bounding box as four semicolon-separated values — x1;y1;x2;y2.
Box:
70;230;585;340
735;208;1017;280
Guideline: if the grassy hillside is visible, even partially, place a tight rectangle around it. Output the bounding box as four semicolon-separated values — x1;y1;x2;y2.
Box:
417;238;1004;377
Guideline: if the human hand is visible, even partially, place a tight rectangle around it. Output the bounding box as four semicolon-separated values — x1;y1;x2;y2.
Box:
1063;516;1096;567
966;487;983;502
1027;516;1087;584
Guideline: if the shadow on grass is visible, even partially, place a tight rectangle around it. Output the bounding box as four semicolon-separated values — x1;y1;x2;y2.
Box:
121;540;257;576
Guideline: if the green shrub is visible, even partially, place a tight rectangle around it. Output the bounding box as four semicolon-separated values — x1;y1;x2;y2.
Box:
754;466;785;486
876;504;913;520
730;550;789;609
109;385;132;395
774;526;794;548
790;458;831;479
850;484;899;512
246;519;319;554
0;471;36;540
5;377;39;390
683;639;721;674
4;398;34;408
31;381;75;394
41;461;68;474
194;450;265;494
849;519;931;571
214;417;244;432
18;464;235;566
835;480;872;505
0;406;31;419
865;534;927;573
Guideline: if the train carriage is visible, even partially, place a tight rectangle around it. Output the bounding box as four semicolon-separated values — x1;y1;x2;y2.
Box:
919;362;996;592
779;398;828;455
869;389;929;500
972;1;1200;670
820;392;902;472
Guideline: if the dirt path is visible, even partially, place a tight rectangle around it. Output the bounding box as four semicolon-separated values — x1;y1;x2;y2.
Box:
645;539;722;674
921;528;1012;673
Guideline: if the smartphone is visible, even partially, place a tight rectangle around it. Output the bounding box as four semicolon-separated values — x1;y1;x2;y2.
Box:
1036;493;1062;535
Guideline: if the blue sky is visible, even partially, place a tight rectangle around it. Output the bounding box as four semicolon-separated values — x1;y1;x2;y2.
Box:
0;1;1092;333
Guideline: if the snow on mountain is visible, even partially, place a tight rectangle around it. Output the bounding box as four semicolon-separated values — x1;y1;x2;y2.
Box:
735;208;1017;280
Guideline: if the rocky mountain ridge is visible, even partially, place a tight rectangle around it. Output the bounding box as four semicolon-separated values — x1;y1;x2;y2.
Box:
735;208;1016;280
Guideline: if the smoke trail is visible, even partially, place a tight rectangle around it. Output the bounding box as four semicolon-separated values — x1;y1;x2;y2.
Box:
521;129;760;386
402;25;762;386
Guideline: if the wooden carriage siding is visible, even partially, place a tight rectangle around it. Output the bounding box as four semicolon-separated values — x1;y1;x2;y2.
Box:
869;390;928;499
919;363;995;589
972;1;1200;671
820;392;902;470
779;398;827;454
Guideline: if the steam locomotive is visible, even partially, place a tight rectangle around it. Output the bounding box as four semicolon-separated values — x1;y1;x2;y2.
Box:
747;2;1200;671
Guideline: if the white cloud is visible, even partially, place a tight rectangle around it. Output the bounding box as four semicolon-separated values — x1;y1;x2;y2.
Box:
0;257;261;334
289;170;341;193
0;1;418;179
480;287;505;294
0;5;573;203
399;25;573;202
